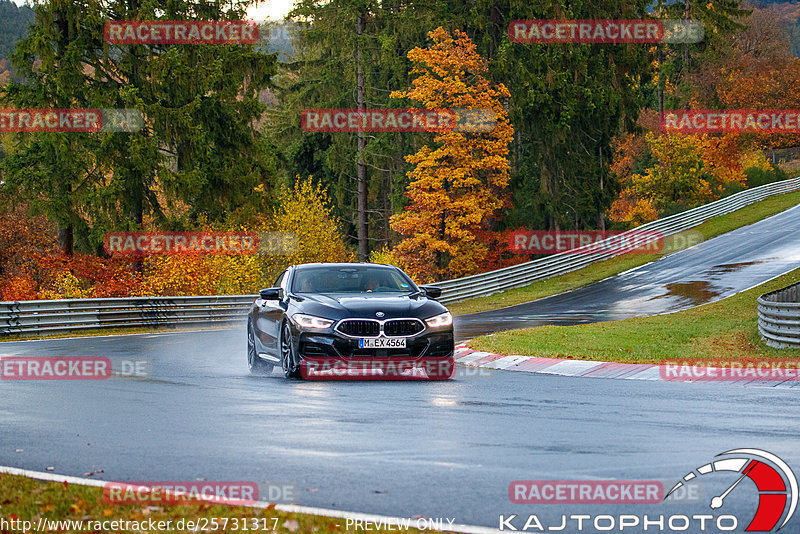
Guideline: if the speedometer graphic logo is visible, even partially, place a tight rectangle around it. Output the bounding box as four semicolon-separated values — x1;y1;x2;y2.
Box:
666;449;797;531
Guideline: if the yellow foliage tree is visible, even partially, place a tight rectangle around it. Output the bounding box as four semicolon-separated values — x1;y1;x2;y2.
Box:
257;178;356;283
141;178;354;295
610;132;750;225
389;28;514;281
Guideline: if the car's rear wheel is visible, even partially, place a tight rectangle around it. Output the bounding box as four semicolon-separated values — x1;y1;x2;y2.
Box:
247;319;273;375
280;321;301;379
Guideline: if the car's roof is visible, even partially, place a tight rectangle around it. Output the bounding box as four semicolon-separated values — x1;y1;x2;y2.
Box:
293;262;397;270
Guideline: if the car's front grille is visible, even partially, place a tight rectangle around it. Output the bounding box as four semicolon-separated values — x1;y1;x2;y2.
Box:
384;319;424;337
337;319;380;337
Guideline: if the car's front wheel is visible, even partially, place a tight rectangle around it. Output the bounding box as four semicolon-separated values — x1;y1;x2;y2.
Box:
280;321;301;379
247;318;273;375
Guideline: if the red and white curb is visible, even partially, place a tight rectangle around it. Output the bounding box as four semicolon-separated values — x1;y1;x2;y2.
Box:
454;343;799;387
0;465;501;534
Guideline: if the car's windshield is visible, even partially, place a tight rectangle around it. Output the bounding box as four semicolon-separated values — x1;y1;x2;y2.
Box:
292;266;416;294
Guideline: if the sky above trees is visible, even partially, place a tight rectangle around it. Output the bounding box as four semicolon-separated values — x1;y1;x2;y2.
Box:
7;0;293;21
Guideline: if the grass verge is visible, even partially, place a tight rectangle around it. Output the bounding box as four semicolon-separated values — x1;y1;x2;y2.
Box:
467;267;800;364
448;190;800;316
0;472;426;534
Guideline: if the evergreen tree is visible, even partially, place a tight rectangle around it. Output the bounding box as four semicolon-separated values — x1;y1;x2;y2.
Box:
1;0;277;254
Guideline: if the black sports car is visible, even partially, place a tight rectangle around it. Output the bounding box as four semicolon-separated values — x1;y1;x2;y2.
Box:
246;263;455;380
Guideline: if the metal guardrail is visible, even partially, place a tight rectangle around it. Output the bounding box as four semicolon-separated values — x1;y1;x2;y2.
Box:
434;177;800;304
1;295;253;336
758;282;800;349
2;177;799;337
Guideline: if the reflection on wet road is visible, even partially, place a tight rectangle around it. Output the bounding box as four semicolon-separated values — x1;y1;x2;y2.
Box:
455;205;800;341
2;330;800;529
654;280;725;306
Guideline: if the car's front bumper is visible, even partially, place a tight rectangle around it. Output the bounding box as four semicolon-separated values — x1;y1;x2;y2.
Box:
298;330;453;358
299;356;455;380
296;330;454;380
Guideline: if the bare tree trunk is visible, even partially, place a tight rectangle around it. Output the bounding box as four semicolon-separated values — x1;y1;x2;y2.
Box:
54;8;74;255
382;169;390;247
598;147;606;232
488;1;502;58
356;12;368;261
658;47;664;115
129;0;145;271
57;225;74;256
683;0;691;109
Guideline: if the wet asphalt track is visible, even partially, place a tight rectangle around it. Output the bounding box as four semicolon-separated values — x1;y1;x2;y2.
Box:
2;330;800;531
456;203;800;340
2;205;800;531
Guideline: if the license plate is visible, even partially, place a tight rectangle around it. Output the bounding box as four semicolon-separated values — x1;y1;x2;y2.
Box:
359;337;407;349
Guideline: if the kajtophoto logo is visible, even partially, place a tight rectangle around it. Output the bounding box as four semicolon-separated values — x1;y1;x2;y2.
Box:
666;449;797;532
499;449;796;532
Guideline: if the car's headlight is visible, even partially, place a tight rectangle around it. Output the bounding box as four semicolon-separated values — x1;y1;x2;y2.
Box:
292;314;334;329
425;312;453;328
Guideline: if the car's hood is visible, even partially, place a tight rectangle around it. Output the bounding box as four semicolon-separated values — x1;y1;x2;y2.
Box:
296;293;447;320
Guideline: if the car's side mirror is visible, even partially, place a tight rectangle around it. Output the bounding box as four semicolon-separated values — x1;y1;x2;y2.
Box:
420;285;442;299
259;287;283;301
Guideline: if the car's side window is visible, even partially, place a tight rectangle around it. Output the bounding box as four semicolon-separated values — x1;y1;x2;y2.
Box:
275;270;292;299
281;271;291;293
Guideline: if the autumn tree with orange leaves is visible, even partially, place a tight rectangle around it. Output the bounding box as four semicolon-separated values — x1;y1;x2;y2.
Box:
389;28;513;282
